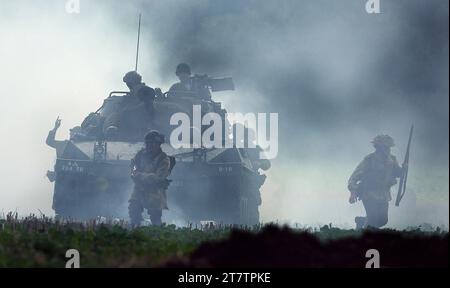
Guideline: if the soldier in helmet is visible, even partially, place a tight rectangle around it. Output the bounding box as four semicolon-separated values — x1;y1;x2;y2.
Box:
128;130;172;226
348;134;405;229
122;71;154;98
123;71;142;90
122;71;156;119
103;71;156;140
168;63;214;99
168;63;193;96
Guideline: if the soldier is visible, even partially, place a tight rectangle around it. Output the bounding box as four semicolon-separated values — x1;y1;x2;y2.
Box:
168;63;213;99
348;135;405;229
46;117;82;217
123;71;155;99
128;130;172;226
103;71;156;140
46;117;83;157
168;63;194;96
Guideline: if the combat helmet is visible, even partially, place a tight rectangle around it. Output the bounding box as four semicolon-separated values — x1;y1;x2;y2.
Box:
123;71;142;84
145;130;165;144
175;63;191;75
371;134;395;148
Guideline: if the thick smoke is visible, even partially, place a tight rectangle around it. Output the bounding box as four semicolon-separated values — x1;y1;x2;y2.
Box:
0;0;448;228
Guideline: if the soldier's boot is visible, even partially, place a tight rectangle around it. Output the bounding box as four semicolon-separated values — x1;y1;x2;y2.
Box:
149;209;162;226
355;216;366;230
128;200;144;227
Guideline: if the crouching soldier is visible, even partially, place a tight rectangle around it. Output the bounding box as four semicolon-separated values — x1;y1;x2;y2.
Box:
128;130;174;226
348;135;405;229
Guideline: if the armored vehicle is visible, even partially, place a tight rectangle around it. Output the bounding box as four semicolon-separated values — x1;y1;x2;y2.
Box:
48;75;269;225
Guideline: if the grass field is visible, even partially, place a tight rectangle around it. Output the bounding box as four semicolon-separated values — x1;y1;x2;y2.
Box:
0;213;447;268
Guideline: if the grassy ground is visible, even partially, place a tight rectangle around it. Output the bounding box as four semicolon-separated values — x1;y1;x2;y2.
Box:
0;214;447;267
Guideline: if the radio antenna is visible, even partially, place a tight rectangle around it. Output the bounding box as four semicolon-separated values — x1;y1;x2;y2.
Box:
135;14;141;72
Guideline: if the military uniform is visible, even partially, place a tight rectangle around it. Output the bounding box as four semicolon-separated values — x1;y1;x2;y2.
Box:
103;71;156;140
168;80;195;96
168;63;195;97
348;135;403;228
168;63;204;98
46;122;69;215
128;132;171;226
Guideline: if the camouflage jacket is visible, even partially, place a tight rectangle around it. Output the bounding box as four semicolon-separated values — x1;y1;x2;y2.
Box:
348;152;403;201
102;84;155;139
131;148;171;190
130;148;171;210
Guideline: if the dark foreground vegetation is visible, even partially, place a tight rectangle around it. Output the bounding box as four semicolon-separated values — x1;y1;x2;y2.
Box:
0;214;447;267
165;225;448;268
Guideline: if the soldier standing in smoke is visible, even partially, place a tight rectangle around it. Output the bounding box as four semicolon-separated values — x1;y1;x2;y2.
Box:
45;117;82;217
348;135;405;229
128;131;173;226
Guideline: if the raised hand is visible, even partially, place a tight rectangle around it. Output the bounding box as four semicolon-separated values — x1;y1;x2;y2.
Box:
54;116;61;130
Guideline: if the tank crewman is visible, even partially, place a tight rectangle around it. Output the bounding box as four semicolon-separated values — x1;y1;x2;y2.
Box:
128;131;172;226
123;71;155;100
168;63;221;100
348;135;405;229
168;63;194;97
103;71;156;140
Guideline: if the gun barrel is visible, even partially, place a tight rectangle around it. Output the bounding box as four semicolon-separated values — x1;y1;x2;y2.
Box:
209;77;235;92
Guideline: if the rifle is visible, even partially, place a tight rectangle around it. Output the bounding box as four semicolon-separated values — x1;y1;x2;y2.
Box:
395;125;414;206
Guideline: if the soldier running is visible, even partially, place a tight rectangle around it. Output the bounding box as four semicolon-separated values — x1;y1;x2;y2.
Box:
348;135;405;229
